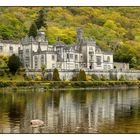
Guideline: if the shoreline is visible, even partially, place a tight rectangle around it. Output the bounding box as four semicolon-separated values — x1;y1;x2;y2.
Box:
0;81;139;91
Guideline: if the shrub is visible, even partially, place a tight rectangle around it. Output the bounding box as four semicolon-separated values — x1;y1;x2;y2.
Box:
91;74;99;81
138;77;140;81
0;82;11;88
52;68;61;81
24;75;32;81
100;75;107;81
35;73;42;81
49;81;69;89
19;68;26;72
0;69;5;76
78;69;86;81
7;54;21;75
71;74;78;81
119;75;125;81
86;75;92;81
5;69;10;75
110;74;117;81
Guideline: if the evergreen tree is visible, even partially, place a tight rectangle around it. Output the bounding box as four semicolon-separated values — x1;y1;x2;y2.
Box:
28;22;38;38
35;9;46;30
78;69;86;81
130;56;137;68
52;68;61;81
8;54;21;75
119;75;125;81
41;64;46;80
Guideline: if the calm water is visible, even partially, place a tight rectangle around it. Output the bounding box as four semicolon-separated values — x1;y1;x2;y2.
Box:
0;89;140;133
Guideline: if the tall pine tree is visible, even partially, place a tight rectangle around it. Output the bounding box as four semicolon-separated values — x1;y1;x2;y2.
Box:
35;9;46;30
28;22;38;38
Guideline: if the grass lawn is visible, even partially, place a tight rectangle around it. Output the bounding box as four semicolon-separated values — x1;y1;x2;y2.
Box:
0;73;25;82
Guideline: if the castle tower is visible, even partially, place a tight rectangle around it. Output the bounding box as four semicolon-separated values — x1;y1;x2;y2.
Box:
37;28;48;44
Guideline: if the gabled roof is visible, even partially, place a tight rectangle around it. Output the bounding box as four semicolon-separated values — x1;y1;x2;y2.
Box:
95;46;102;53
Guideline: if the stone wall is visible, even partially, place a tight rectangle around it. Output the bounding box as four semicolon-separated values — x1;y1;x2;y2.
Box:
26;69;140;81
113;62;129;70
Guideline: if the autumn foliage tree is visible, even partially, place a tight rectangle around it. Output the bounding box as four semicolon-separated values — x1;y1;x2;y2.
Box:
1;7;140;68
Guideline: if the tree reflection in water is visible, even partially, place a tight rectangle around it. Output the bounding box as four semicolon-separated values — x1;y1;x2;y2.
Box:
0;89;140;133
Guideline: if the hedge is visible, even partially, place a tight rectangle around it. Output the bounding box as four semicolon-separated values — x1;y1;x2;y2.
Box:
0;81;139;89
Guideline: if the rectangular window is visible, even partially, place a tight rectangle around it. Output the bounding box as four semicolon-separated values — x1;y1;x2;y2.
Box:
48;47;53;51
90;55;93;60
9;46;13;53
57;49;60;54
41;55;44;65
0;46;3;52
25;56;30;67
75;55;78;61
104;65;107;70
75;64;78;69
34;56;38;69
67;54;69;59
26;49;29;55
52;55;55;60
70;54;73;59
96;56;101;66
52;64;55;68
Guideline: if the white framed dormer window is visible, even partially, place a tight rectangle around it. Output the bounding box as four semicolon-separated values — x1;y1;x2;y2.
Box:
0;46;3;52
9;46;13;53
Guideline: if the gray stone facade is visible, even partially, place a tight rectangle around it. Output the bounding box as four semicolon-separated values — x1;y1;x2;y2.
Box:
1;28;139;80
19;28;114;72
26;69;140;81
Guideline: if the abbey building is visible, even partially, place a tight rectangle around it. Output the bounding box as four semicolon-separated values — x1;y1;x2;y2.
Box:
0;28;130;74
18;28;113;71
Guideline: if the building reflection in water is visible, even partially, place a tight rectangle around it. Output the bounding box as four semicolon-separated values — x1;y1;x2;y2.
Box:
0;89;140;133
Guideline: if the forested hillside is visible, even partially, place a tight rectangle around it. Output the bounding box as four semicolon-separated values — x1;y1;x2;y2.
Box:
0;7;140;68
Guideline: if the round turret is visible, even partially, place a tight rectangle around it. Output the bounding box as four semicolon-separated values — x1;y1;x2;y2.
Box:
37;28;47;43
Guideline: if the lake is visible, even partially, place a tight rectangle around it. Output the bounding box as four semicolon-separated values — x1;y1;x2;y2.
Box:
0;88;140;133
